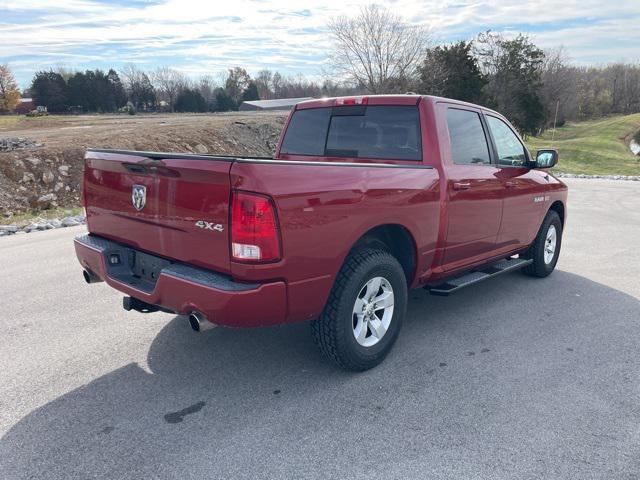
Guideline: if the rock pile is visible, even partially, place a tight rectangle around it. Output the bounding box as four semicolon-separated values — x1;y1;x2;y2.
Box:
0;213;85;237
0;137;41;152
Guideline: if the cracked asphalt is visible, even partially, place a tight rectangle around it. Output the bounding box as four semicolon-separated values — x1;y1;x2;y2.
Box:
1;178;639;479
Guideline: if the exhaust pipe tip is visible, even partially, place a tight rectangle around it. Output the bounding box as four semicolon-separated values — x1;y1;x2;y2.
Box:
188;311;216;332
83;269;102;284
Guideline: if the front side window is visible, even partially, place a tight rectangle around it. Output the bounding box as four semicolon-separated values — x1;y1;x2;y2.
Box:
280;105;422;161
446;108;491;165
486;116;528;167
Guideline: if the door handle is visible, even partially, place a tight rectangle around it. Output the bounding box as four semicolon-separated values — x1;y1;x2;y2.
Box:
505;181;518;188
453;182;471;190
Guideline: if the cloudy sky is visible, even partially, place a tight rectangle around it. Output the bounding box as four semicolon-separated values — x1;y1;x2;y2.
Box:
1;0;639;87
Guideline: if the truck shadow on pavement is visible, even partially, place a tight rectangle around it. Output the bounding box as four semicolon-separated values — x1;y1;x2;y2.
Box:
2;270;640;479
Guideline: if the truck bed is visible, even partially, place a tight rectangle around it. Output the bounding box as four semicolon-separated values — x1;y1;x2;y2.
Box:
82;147;440;324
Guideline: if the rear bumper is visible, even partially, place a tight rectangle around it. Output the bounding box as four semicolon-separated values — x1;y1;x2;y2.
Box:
74;234;287;327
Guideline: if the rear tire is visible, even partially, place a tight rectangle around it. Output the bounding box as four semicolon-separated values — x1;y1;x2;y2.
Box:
311;248;407;371
522;210;563;278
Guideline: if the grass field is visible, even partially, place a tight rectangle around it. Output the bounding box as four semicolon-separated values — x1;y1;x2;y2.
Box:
0;116;22;128
526;113;640;176
0;114;61;130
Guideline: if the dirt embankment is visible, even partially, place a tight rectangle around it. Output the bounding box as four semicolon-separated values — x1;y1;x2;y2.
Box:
0;112;287;216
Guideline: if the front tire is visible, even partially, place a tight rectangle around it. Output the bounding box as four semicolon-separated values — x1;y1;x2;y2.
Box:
522;210;563;278
311;249;407;371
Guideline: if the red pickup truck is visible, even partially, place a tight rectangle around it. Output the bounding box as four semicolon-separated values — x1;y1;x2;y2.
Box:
75;95;567;370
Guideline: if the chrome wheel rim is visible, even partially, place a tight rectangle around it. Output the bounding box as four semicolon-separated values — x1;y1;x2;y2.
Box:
544;225;557;264
352;276;394;347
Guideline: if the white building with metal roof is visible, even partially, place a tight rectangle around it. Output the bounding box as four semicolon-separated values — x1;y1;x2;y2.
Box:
239;97;313;111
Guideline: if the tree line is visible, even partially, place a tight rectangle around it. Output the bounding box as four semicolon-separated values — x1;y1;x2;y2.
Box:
12;65;355;115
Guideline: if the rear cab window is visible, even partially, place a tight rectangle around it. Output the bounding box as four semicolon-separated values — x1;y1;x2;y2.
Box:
280;105;422;161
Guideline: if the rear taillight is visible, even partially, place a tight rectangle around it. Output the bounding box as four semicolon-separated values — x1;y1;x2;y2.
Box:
231;191;281;262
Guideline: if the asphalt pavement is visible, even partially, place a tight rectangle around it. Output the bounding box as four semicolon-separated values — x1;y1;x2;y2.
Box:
1;178;639;479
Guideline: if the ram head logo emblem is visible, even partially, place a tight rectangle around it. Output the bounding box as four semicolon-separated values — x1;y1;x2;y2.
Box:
132;185;146;211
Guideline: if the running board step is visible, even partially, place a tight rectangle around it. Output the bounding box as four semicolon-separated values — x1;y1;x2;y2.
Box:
426;257;533;296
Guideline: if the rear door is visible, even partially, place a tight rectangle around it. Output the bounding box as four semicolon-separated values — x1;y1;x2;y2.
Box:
83;151;233;273
441;106;504;269
484;115;547;250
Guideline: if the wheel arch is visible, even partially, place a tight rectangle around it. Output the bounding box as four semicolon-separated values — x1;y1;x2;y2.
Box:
349;224;417;285
549;200;565;226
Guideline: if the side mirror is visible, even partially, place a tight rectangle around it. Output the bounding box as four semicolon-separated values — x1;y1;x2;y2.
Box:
534;149;558;169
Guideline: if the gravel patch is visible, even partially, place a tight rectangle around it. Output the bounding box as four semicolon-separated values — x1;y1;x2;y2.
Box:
556;173;640;181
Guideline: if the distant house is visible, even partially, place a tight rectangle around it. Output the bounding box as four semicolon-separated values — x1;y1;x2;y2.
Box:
239;97;313;112
14;98;35;114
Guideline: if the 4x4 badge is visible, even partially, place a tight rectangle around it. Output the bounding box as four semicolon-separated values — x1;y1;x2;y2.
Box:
195;220;224;232
132;185;146;211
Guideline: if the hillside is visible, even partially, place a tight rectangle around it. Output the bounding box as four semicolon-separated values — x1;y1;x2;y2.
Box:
0;112;286;216
526;113;640;176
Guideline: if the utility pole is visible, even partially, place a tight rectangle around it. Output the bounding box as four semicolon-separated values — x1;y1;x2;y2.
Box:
551;100;560;144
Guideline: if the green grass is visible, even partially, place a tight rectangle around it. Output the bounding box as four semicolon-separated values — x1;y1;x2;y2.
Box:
526;113;640;176
1;207;83;226
0;116;22;128
0;114;61;130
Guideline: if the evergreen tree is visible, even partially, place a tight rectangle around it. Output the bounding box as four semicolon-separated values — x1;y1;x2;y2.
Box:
129;72;156;110
106;69;127;111
174;88;207;112
241;81;260;102
417;41;486;104
475;32;546;135
67;71;90;111
214;89;237;112
30;71;69;112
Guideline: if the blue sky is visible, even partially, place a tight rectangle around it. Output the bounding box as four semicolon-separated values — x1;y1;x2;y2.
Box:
1;0;639;88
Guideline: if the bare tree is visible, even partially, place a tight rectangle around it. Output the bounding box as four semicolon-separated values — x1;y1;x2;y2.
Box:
606;63;640;114
152;66;186;111
326;5;431;93
224;67;251;103
120;64;156;110
271;71;283;98
120;64;144;93
195;75;218;104
255;69;273;99
539;47;576;127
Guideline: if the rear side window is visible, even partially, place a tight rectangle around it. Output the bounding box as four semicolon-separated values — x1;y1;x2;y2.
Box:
446;108;491;165
280;106;422;161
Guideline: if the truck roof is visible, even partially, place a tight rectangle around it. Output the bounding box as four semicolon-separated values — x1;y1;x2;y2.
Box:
295;94;500;116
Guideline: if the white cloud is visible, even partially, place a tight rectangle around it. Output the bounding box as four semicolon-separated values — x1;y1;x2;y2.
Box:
1;0;639;84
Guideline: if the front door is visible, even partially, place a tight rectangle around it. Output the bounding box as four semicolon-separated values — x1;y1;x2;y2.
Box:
485;115;547;251
442;106;504;269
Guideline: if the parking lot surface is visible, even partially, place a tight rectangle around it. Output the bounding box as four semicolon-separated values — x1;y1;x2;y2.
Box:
1;178;639;479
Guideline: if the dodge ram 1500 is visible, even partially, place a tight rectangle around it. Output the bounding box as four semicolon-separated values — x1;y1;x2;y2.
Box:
75;95;567;370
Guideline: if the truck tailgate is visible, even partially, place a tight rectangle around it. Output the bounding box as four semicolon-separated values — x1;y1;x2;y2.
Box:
83;150;232;274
